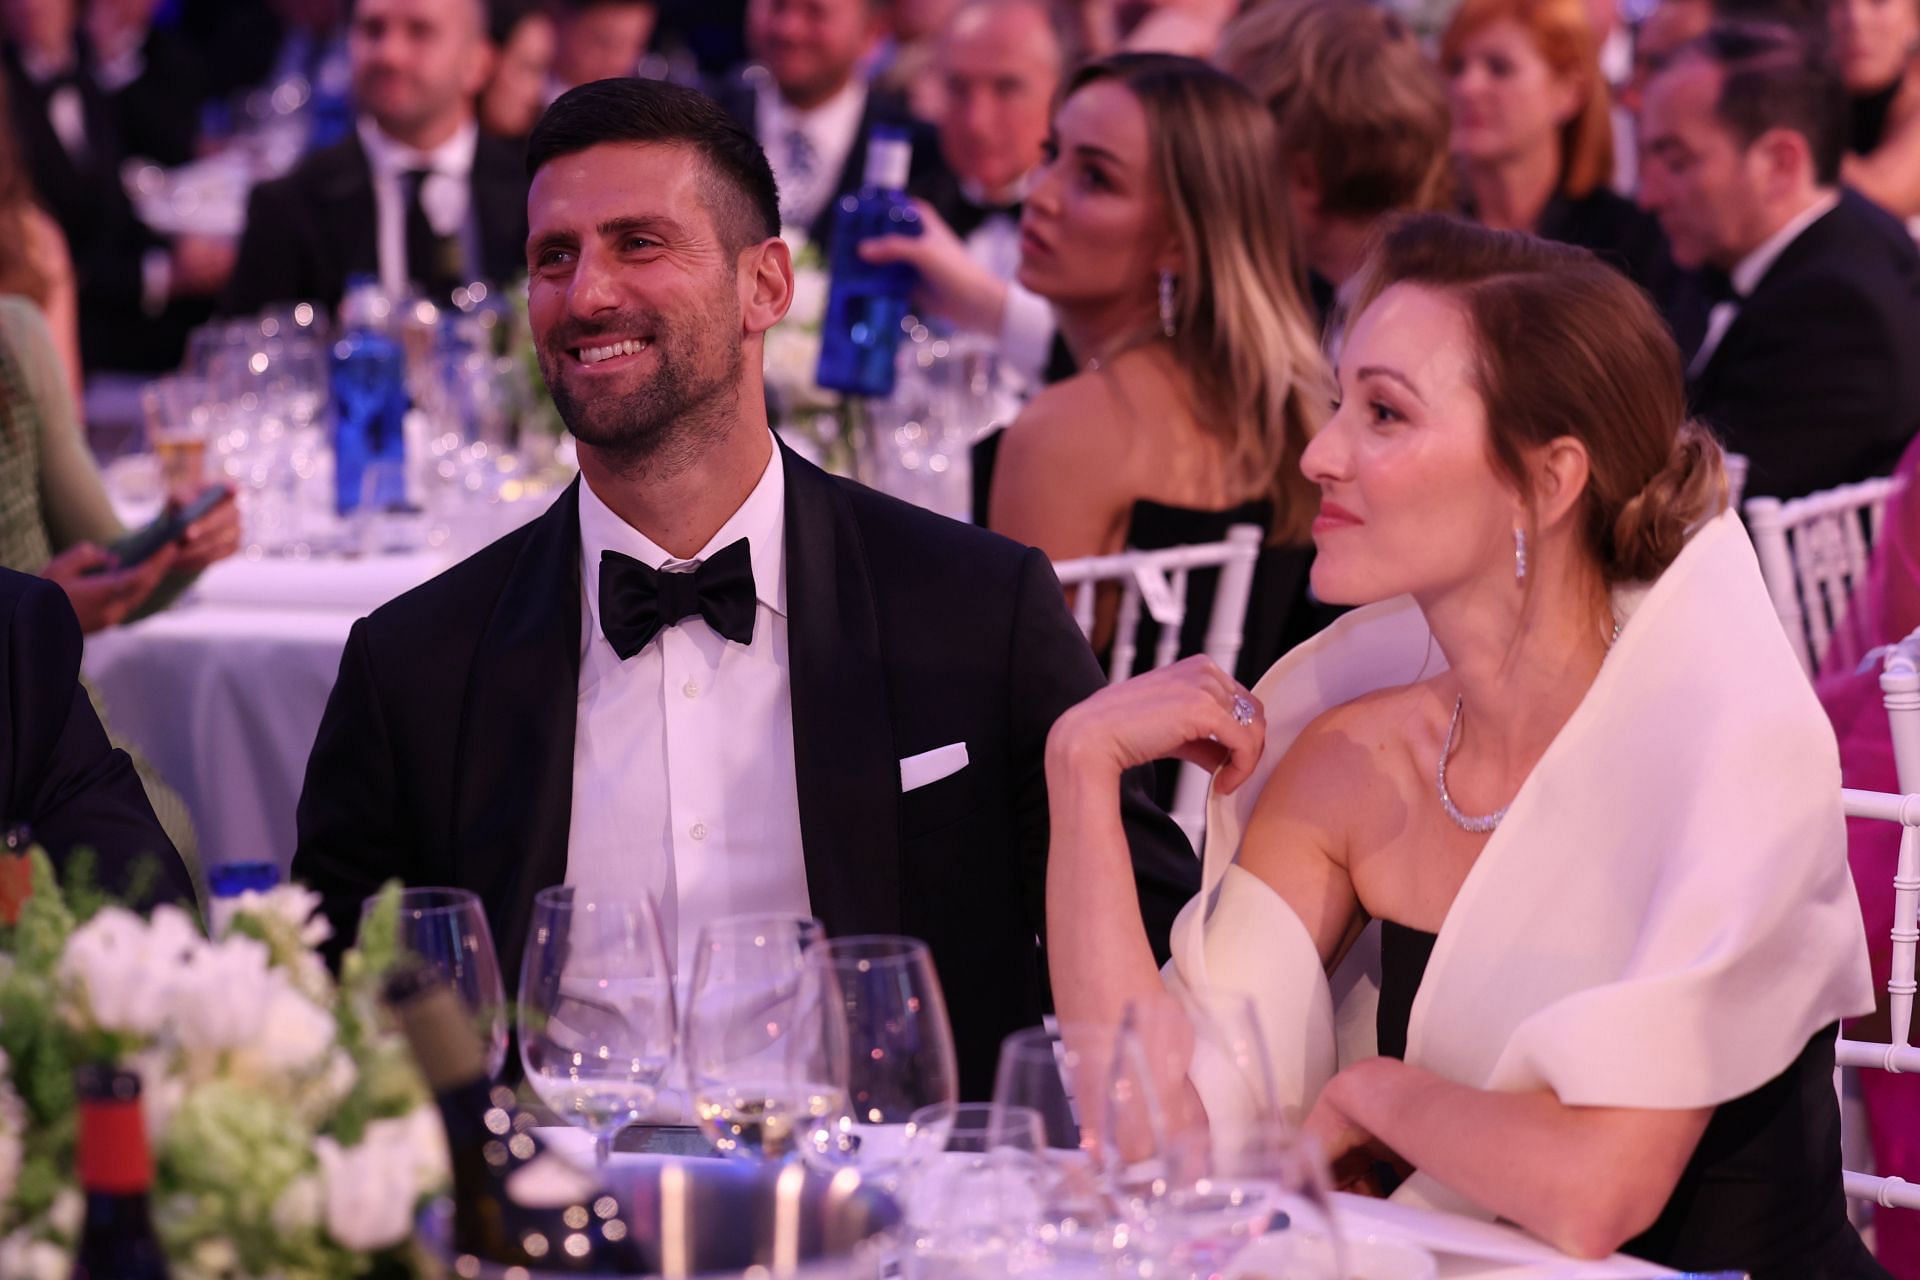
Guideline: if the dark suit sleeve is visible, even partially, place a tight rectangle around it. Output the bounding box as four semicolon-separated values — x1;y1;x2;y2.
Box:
292;618;407;965
1701;275;1914;497
1005;547;1199;966
218;178;308;317
4;575;193;908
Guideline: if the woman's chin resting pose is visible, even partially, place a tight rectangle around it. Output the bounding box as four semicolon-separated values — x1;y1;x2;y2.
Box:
1043;214;1887;1280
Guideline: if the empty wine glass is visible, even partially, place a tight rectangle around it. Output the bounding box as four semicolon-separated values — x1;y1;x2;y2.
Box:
902;1102;1047;1280
684;914;847;1160
1103;990;1340;1280
519;886;678;1166
990;1023;1129;1269
808;936;960;1189
361;887;508;1079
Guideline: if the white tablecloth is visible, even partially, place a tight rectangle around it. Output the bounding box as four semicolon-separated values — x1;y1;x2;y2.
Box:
80;552;451;869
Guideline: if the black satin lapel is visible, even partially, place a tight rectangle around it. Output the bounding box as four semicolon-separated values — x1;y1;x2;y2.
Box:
451;479;584;990
782;444;902;936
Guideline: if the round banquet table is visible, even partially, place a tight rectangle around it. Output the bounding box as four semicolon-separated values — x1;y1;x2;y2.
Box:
81;551;457;872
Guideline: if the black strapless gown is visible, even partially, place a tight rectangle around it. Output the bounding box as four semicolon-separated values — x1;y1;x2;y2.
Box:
1375;920;1891;1280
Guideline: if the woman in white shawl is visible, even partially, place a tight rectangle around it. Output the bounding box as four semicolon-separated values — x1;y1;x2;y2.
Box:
1042;216;1885;1278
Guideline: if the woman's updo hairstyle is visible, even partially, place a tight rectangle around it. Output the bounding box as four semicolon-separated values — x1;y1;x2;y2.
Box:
1349;215;1725;583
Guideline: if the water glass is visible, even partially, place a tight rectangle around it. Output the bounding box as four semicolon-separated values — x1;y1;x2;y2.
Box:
902;1102;1046;1280
1104;991;1340;1280
141;375;213;503
361;887;508;1080
808;936;960;1188
519;886;678;1165
684;914;846;1160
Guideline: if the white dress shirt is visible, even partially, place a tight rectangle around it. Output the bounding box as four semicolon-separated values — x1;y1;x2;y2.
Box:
1689;190;1841;379
954;175;1057;390
355;117;480;299
567;442;811;982
757;79;867;234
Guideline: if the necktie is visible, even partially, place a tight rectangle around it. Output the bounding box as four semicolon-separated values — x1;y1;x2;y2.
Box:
402;167;465;300
779;128;819;226
598;539;758;658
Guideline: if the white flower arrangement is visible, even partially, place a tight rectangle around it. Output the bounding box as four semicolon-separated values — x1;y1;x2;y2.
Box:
0;853;444;1278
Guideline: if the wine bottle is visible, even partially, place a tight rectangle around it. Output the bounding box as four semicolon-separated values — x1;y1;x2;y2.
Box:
70;1065;168;1280
384;966;650;1273
816;126;922;398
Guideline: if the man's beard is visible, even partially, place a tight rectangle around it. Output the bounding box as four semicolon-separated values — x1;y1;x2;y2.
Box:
539;294;745;478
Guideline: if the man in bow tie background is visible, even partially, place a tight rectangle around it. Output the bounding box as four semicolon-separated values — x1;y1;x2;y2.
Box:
292;77;1196;1098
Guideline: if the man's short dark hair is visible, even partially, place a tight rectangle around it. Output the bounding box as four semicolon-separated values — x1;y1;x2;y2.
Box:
1686;20;1848;185
527;78;782;252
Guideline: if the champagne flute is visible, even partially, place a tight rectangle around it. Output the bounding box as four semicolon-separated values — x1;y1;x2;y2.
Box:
809;936;960;1189
518;886;678;1166
684;913;848;1160
361;887;508;1080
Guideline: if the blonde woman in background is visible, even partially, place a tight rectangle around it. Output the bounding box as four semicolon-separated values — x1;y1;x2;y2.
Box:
989;54;1330;698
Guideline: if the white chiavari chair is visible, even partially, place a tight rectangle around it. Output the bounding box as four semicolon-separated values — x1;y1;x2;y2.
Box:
1746;476;1903;674
1836;630;1920;1221
1052;524;1264;846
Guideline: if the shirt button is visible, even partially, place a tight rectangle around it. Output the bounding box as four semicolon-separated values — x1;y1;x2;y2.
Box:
689;822;709;842
682;679;700;699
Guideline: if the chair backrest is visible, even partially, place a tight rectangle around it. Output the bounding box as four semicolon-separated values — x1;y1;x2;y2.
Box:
1835;630;1920;1216
1745;476;1903;674
1053;524;1264;846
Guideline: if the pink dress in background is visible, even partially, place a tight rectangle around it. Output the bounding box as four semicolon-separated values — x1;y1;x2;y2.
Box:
1815;438;1920;1279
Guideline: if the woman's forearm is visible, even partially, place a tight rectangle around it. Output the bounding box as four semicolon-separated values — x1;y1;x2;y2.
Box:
1327;1058;1709;1259
1044;744;1171;1035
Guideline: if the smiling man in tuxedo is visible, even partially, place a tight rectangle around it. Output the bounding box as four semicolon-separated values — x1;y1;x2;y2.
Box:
292;77;1196;1097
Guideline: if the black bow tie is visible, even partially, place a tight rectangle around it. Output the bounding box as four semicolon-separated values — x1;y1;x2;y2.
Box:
598;539;757;658
1698;267;1739;306
946;197;1022;241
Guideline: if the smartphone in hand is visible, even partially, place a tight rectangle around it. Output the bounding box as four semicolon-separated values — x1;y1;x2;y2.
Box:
90;486;233;574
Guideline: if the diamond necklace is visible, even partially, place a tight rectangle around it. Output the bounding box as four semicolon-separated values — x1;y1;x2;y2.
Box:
1436;618;1621;834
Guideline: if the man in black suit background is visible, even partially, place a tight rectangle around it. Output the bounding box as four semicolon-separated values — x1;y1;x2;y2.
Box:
0;567;194;907
0;0;223;372
220;0;529;316
1639;21;1920;502
291;78;1195;1098
706;0;946;252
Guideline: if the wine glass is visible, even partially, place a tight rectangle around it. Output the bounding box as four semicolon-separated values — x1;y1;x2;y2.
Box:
808;936;960;1189
1103;990;1341;1280
901;1102;1047;1280
361;887;508;1080
989;1023;1130;1268
683;913;847;1160
518;886;678;1166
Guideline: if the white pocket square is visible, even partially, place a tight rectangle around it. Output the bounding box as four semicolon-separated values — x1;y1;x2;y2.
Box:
900;743;969;792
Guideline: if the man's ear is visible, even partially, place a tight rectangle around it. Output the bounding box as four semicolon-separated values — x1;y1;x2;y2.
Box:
742;235;795;334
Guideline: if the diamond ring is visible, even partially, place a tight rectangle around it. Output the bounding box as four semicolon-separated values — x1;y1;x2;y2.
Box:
1231;693;1256;728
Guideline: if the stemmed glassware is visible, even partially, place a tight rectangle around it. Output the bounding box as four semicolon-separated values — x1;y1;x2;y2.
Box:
683;913;848;1160
518;886;678;1166
361;887;508;1081
900;1102;1047;1280
808;936;961;1190
1103;989;1342;1280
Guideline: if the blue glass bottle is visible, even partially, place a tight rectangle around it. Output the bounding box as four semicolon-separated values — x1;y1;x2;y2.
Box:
330;280;410;517
816;128;921;398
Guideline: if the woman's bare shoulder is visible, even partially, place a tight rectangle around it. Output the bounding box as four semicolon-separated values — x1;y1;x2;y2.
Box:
1247;682;1434;838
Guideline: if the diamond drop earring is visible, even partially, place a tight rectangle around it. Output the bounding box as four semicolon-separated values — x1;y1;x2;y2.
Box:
1514;527;1528;583
1158;270;1177;338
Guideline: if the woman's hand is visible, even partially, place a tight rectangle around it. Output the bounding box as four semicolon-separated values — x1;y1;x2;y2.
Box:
1046;655;1266;792
42;540;179;633
1305;1058;1413;1197
857;201;1011;336
171;484;240;574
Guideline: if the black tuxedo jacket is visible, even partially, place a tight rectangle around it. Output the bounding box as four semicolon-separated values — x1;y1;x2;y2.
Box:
219;129;531;317
292;444;1198;1097
0;569;193;906
706;76;950;253
1688;189;1920;502
0;39;201;372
